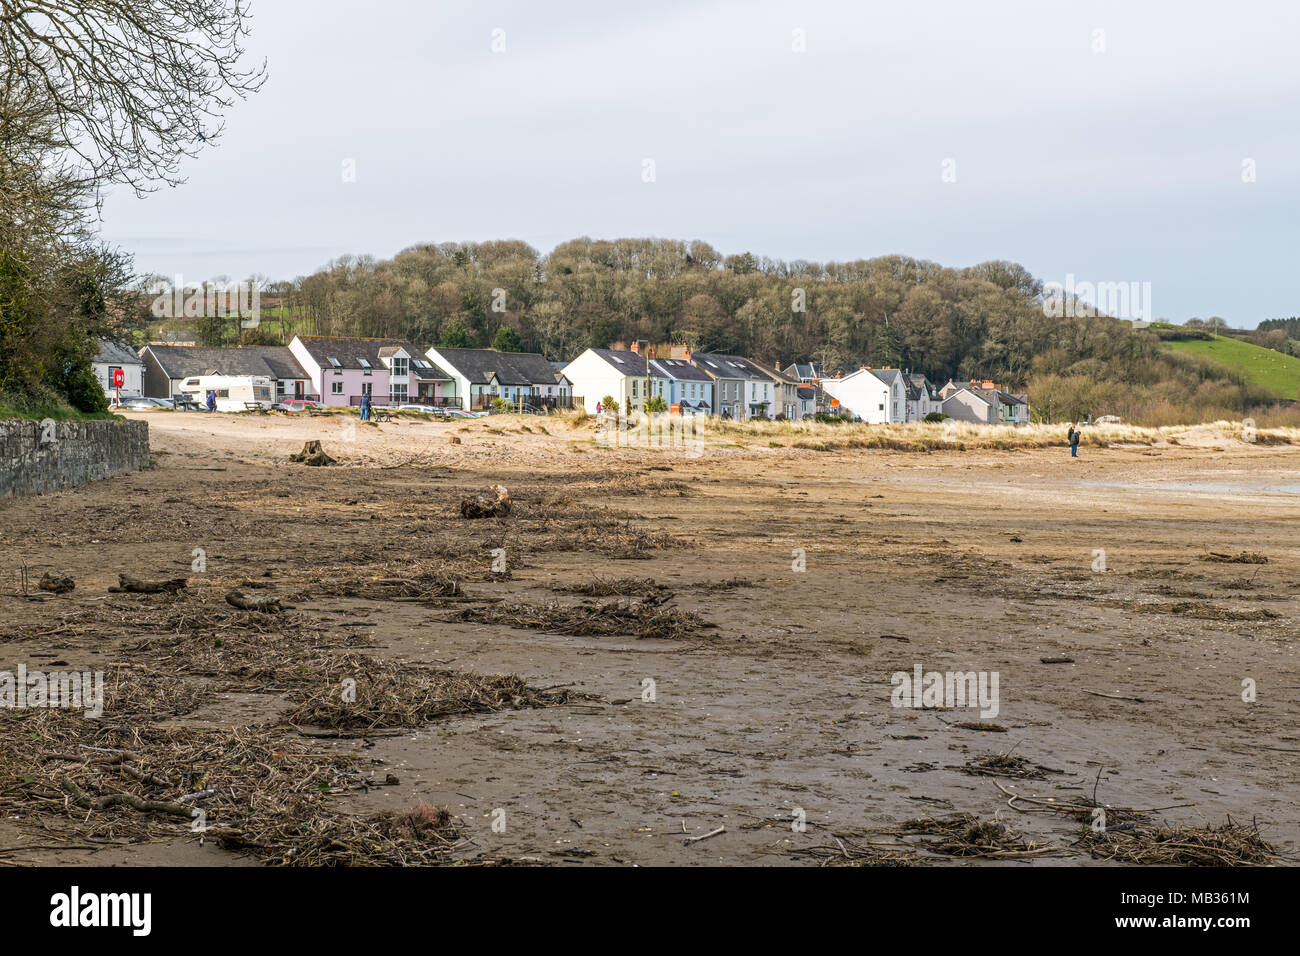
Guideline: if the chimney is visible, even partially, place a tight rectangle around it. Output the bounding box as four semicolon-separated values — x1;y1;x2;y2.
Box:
630;342;639;354
647;346;656;360
683;347;691;362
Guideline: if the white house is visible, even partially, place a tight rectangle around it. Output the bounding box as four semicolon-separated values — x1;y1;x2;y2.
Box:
821;368;893;423
141;344;312;402
868;368;907;423
562;346;651;415
904;373;944;421
93;339;144;403
426;347;570;411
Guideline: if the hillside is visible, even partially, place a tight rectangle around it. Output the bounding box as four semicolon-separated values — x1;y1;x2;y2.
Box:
1163;334;1300;402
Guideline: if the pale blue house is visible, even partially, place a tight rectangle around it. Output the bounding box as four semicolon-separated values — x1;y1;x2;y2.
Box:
648;356;714;414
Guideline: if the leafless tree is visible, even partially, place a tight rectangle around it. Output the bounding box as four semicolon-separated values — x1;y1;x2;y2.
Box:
0;0;266;194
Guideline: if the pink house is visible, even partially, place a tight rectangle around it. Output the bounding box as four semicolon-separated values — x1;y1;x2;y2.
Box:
289;335;457;407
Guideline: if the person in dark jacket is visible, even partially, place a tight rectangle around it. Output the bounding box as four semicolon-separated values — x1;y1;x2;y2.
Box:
1068;423;1080;457
359;393;370;422
206;390;217;413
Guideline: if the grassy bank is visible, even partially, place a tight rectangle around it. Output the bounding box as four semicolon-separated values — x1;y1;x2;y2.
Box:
0;393;118;422
1163;335;1300;401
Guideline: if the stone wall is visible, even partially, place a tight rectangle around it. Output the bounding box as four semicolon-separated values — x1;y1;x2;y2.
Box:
0;419;150;498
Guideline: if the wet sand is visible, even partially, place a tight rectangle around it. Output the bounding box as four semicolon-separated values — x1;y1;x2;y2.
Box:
1;411;1296;865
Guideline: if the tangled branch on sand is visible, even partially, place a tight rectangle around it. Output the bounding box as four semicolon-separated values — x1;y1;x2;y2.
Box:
454;600;716;640
954;751;1062;780
990;778;1277;865
1201;551;1268;564
0;711;503;865
284;654;599;733
552;576;673;601
890;814;1060;858
1076;818;1278;866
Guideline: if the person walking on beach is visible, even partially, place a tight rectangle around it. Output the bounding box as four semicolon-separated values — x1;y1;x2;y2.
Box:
1068;423;1080;458
359;392;370;422
206;390;217;413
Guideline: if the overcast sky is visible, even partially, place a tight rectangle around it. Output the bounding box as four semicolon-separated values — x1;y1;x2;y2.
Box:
100;0;1299;325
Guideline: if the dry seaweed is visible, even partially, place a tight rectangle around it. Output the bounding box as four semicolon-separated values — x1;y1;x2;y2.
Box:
454;600;714;640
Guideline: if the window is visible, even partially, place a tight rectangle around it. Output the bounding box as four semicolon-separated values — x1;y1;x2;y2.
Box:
391;357;408;377
332;381;344;395
390;382;408;403
362;382;372;397
276;380;286;397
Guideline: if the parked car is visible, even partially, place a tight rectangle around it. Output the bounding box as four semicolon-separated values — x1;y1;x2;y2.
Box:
114;397;164;410
393;404;434;413
436;409;475;419
274;399;324;413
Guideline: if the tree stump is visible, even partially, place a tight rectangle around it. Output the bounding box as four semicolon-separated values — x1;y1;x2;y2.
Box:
225;588;285;613
289;440;337;466
38;572;75;594
112;574;188;594
460;484;511;519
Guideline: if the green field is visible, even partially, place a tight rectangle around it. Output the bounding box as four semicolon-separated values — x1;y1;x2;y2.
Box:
1164;334;1300;401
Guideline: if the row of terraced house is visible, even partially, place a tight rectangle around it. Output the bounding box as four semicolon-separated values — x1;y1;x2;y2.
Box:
105;335;1026;423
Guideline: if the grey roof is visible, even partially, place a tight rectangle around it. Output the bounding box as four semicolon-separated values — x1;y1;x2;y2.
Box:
410;357;452;380
998;390;1028;405
94;339;143;366
144;345;308;380
648;357;712;382
796;386;816;399
692;353;776;381
784;362;823;381
904;373;939;402
434;347;566;386
294;336;421;371
868;368;905;388
587;348;648;377
947;387;994;406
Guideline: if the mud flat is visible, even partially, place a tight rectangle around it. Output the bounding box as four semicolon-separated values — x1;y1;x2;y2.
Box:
0;411;1295;865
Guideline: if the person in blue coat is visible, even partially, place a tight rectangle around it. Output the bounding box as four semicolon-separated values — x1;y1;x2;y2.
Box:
359;393;370;422
206;390;216;413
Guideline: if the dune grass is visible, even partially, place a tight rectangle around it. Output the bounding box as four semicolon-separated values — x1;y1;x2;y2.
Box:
688;417;1298;452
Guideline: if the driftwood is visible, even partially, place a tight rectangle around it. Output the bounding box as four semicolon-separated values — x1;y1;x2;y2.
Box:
61;779;190;818
460;484;511;519
289;440;337;466
111;574;187;594
225;588;287;613
37;572;75;594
